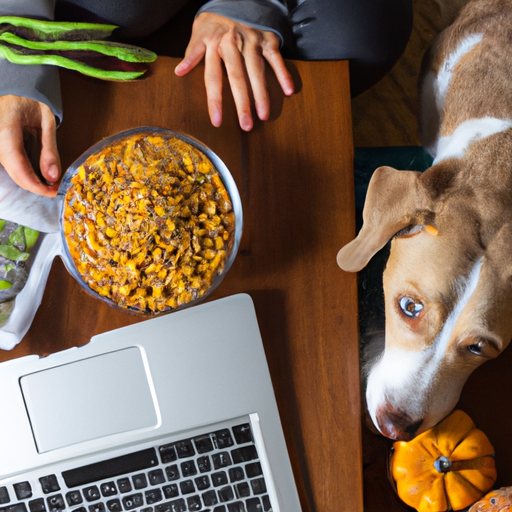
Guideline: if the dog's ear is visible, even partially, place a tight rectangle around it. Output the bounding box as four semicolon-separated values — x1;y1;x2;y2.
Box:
337;166;432;272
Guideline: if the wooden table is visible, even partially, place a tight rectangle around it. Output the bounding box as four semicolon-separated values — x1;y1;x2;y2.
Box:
0;57;361;512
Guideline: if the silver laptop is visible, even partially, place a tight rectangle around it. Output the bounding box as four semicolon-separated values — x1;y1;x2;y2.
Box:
0;294;301;512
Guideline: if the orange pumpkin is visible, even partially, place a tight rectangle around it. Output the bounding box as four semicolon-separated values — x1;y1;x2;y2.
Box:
391;410;497;512
468;486;512;511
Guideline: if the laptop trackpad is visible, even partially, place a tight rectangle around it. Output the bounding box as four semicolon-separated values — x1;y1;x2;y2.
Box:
20;347;158;453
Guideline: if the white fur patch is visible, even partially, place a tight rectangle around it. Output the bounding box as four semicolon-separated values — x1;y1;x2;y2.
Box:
434;117;512;164
436;33;483;108
366;258;483;431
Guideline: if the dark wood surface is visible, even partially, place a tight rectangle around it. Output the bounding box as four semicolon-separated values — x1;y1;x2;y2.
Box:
0;58;361;512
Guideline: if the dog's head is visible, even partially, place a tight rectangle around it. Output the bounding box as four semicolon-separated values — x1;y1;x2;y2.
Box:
338;165;512;440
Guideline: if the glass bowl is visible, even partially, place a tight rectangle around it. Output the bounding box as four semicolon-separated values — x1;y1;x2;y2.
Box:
58;126;243;315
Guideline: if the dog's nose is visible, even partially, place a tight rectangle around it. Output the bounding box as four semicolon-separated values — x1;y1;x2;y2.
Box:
375;402;424;441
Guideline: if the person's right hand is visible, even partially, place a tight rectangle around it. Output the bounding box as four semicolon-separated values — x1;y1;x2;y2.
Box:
0;95;61;197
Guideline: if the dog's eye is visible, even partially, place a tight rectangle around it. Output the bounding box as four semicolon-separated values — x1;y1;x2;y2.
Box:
399;297;424;318
467;341;484;356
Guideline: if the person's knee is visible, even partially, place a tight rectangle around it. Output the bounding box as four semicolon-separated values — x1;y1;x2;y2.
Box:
289;0;413;95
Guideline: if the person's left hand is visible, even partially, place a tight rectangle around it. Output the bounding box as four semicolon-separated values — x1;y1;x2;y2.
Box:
175;12;294;131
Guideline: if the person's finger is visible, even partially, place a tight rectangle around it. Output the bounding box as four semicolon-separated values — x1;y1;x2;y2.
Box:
219;36;253;131
261;36;295;97
175;40;207;76
39;105;61;185
242;38;271;121
204;43;225;127
0;127;57;197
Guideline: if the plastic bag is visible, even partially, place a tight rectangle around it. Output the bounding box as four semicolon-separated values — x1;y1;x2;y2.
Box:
0;169;61;350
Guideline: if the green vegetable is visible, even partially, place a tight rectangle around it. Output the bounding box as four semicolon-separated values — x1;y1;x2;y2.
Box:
0;16;117;41
9;225;26;248
0;280;12;290
0;220;5;233
0;16;156;81
0;244;29;262
24;227;39;250
4;264;14;272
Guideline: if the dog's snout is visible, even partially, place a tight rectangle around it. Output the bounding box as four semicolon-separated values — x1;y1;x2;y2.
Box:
376;402;424;441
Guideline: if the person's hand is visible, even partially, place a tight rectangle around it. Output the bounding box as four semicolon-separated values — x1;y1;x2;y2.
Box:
0;95;61;197
175;12;294;131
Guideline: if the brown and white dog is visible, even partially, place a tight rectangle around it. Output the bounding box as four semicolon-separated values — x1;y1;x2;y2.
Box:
338;0;512;441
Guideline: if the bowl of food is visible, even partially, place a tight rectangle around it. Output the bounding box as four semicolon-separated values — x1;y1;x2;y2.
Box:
59;126;242;314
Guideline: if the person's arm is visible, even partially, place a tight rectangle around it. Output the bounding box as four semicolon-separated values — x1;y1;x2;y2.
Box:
175;0;294;131
0;0;62;197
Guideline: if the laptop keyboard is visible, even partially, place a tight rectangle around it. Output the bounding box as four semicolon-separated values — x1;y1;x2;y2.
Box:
0;420;273;512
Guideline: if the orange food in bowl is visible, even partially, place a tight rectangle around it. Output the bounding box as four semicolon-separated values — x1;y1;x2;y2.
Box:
391;410;497;512
62;131;236;313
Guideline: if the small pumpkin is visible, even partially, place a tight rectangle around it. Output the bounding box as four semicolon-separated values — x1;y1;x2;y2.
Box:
391;410;497;512
468;486;512;511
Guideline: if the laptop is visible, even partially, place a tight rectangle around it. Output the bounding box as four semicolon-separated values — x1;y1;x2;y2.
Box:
0;294;302;512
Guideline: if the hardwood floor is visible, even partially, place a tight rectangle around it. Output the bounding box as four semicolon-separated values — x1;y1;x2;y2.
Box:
351;0;443;148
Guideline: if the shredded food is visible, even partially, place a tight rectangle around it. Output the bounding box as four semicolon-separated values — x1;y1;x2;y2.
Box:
63;132;235;313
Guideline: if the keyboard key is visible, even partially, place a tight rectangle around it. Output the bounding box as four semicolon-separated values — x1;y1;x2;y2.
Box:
186;496;201;512
144;489;162;505
228;467;244;483
140;508;153;512
28;499;46;512
250;479;266;496
46;494;65;512
231;446;258;464
88;503;105;512
213;430;234;449
165;465;180;481
235;483;250;499
227;503;245;512
194;476;210;491
202;490;218;508
158;444;177;464
0;488;10;505
197;456;211;473
73;508;86;512
39;477;60;496
213;452;232;469
232;424;253;445
246;498;262;512
218;487;234;503
155;498;186;512
14;483;32;500
180;460;197;477
179;481;194;495
193;435;214;454
83;487;100;502
262;495;272;512
106;499;122;512
132;474;147;490
122;493;143;510
116;479;132;493
0;504;27;512
175;440;195;459
212;507;226;512
245;462;262;478
148;469;165;486
100;483;116;498
162;485;178;500
211;472;228;487
65;491;83;506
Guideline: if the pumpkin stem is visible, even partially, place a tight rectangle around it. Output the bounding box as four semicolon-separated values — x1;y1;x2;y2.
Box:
434;456;452;473
434;455;494;473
